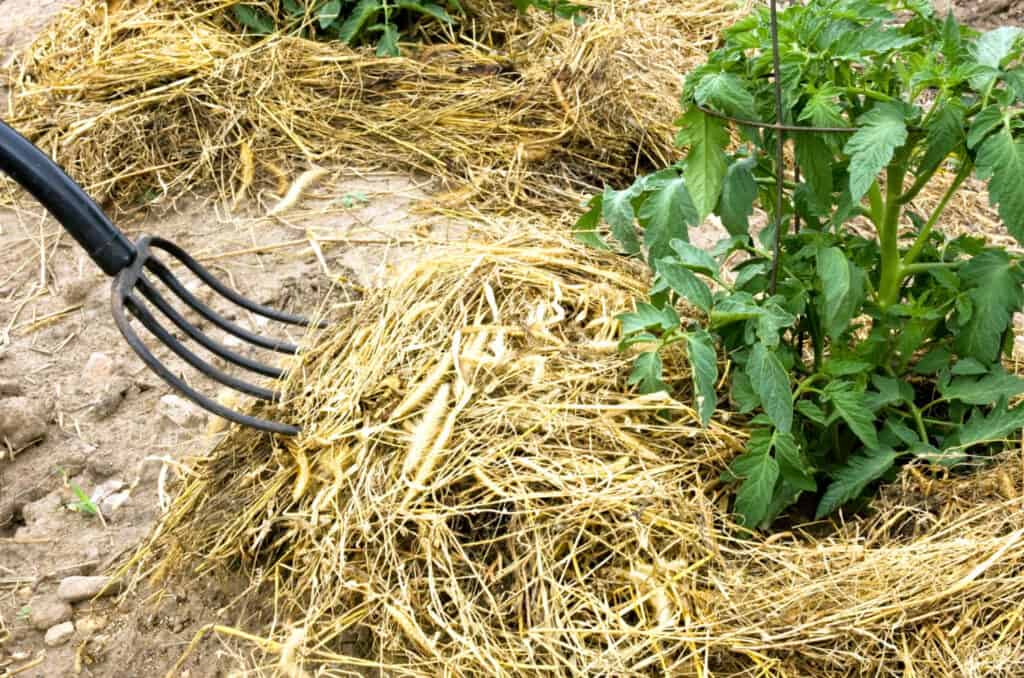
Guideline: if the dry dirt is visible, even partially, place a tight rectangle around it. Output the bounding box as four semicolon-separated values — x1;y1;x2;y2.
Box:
1;0;1023;676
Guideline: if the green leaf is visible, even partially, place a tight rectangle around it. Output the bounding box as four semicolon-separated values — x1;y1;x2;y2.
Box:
656;260;712;313
914;347;951;374
747;343;793;433
669;239;718;278
948;398;1024;451
638;176;698;261
940;369;1024;405
574;195;609;250
832;27;919;58
800;86;849;131
694;72;757;119
677;108;729;222
844;103;909;204
967;106;1004;149
950;357;989;376
815;448;897;519
628;351;667;394
975;124;1024;244
398;1;454;23
685;331;718;426
816;247;852;340
718;157;758;236
375;23;400;56
795;135;834;214
828;387;879;449
730;442;780;528
317;0;343;28
731;372;760;413
773;430;816;492
602;186;641;255
617;302;679;334
233;5;276;34
823;359;872;377
337;0;381;43
953;250;1024;363
796;399;827;425
971;26;1023;69
755;300;796;348
919;103;965;177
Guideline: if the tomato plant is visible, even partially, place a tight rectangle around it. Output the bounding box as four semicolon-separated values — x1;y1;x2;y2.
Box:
576;0;1024;528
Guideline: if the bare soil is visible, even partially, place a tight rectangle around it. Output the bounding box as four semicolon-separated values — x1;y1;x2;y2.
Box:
1;0;1023;676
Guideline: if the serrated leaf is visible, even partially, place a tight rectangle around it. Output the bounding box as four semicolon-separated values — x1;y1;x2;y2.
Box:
914;347;951;374
844;103;909;204
953;249;1024;363
815;448;897;519
773;430;816;492
795;134;834;215
618;332;658;350
823;359;872;377
947;398;1024;451
656;260;712;313
375;23;400;56
829;387;879;449
669;239;718;278
919;104;965;177
638;176;698;261
677;108;729;222
747;343;793;433
617;302;679;335
730;443;780;528
755;300;796;348
398;1;453;23
574;195;609;250
686;331;718;425
950;357;989;376
718;157;758;236
967;106;1004;149
971;26;1023;69
800;86;849;131
694;72;757;119
940;369;1024;405
832;26;919;58
601;186;642;254
975;125;1024;244
628;351;667;394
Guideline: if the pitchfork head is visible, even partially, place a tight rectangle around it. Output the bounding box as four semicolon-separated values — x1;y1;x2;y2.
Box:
111;235;323;436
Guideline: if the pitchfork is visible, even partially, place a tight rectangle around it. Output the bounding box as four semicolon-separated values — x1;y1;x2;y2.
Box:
0;119;319;436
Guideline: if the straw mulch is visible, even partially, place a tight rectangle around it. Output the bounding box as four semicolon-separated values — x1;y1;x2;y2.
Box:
2;0;743;212
129;228;1024;677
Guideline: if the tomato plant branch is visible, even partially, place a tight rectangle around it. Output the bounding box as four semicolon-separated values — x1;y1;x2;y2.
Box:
901;160;973;270
878;159;909;308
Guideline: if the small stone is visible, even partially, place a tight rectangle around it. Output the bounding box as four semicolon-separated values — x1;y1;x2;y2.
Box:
75;615;108;637
43;621;75;647
0;378;22;397
100;491;130;515
0;397;47;450
159;394;205;428
82;352;116;384
57;576;121;603
61;278;95;305
29;596;73;631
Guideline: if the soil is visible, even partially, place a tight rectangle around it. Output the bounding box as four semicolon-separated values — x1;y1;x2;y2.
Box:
0;0;1023;676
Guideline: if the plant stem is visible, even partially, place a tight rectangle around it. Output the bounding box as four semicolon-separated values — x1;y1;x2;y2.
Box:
877;162;907;308
901;261;960;275
901;160;973;269
868;181;885;230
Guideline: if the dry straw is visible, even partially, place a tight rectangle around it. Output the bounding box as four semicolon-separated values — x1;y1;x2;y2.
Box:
126;227;1024;677
2;0;742;212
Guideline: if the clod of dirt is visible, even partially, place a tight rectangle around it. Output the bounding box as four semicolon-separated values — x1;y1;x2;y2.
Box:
158;394;205;428
43;621;75;647
88;377;134;421
60;277;97;305
57;576;120;603
0;378;23;397
81;352;117;383
0;397;48;451
20;491;61;528
75;614;109;638
29;595;72;631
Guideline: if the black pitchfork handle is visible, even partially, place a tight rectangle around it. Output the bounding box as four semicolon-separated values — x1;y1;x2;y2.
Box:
0;119;136;276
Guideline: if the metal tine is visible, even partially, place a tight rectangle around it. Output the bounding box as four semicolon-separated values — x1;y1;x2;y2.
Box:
144;255;300;355
111;290;299;436
136;276;284;379
149;237;327;328
123;288;280;402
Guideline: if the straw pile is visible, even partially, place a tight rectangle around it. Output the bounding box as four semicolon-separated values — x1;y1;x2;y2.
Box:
132;229;1024;677
2;0;743;212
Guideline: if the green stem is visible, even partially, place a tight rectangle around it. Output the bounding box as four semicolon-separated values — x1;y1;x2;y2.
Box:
908;401;928;443
868;181;885;230
901;261;960;276
902;160;973;269
794;373;827;398
878;162;908;308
